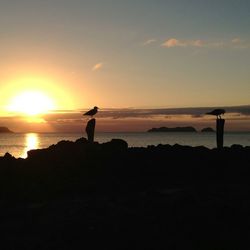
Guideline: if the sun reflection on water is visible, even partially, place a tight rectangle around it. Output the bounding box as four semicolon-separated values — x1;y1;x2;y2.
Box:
22;133;39;158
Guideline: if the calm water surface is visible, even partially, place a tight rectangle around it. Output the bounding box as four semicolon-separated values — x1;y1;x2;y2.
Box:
0;132;250;158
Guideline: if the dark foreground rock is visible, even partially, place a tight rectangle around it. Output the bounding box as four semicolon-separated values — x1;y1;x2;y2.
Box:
0;138;249;249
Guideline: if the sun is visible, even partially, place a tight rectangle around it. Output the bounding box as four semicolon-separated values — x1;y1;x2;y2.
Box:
7;91;55;116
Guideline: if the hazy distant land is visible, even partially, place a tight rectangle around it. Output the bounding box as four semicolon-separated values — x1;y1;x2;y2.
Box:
0;126;13;133
148;126;218;133
201;127;215;132
148;126;197;132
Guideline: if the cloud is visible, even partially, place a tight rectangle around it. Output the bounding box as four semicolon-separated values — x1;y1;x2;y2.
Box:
143;39;157;46
232;38;242;44
162;38;207;48
38;105;250;133
231;38;249;49
162;38;186;48
92;62;103;71
1;105;250;133
209;41;225;48
191;39;204;47
161;38;250;49
4;106;250;124
82;105;250;119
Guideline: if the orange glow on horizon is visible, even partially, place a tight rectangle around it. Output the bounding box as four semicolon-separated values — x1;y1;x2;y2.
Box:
1;76;76;117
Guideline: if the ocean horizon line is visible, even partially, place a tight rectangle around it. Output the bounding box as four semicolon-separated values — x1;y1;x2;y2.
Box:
5;130;250;134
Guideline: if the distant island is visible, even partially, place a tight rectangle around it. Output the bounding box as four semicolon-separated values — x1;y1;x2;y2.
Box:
201;127;215;132
148;126;197;132
0;127;13;133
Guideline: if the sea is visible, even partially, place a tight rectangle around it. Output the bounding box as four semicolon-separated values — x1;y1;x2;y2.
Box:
0;132;250;158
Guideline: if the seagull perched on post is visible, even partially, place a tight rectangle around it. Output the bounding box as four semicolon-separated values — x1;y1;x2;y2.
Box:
206;109;225;119
83;106;99;117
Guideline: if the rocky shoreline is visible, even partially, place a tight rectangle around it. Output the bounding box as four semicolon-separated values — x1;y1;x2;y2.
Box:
0;138;249;249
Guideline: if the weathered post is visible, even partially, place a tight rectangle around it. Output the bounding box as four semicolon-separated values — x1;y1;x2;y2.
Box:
86;118;96;143
205;109;226;149
216;118;225;149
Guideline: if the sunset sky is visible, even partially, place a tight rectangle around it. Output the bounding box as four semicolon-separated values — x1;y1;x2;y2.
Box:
0;0;250;132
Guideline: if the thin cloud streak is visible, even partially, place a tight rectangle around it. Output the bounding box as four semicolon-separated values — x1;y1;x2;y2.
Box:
47;105;250;120
3;105;250;123
41;105;250;120
1;105;249;132
161;38;206;48
92;62;103;71
96;105;250;119
162;38;187;48
232;38;242;44
161;38;250;49
143;39;157;46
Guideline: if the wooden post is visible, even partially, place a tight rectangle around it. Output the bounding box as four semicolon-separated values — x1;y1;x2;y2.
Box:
86;118;96;143
216;118;225;149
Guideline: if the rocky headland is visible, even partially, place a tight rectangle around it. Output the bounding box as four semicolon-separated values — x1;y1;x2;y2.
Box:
0;138;249;249
0;126;13;133
201;127;215;132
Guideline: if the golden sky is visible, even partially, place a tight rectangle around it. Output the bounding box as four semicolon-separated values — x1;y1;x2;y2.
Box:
0;1;250;132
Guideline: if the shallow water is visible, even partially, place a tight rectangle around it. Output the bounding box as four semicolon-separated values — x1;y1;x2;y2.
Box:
0;132;250;158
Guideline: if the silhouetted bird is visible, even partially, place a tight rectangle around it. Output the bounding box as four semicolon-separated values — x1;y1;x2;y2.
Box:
206;109;225;119
83;106;99;117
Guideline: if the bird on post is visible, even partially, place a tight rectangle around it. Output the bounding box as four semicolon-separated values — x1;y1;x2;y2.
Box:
206;109;225;119
83;106;99;118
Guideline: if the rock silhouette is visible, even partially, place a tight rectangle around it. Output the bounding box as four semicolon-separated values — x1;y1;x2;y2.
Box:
0;139;249;249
